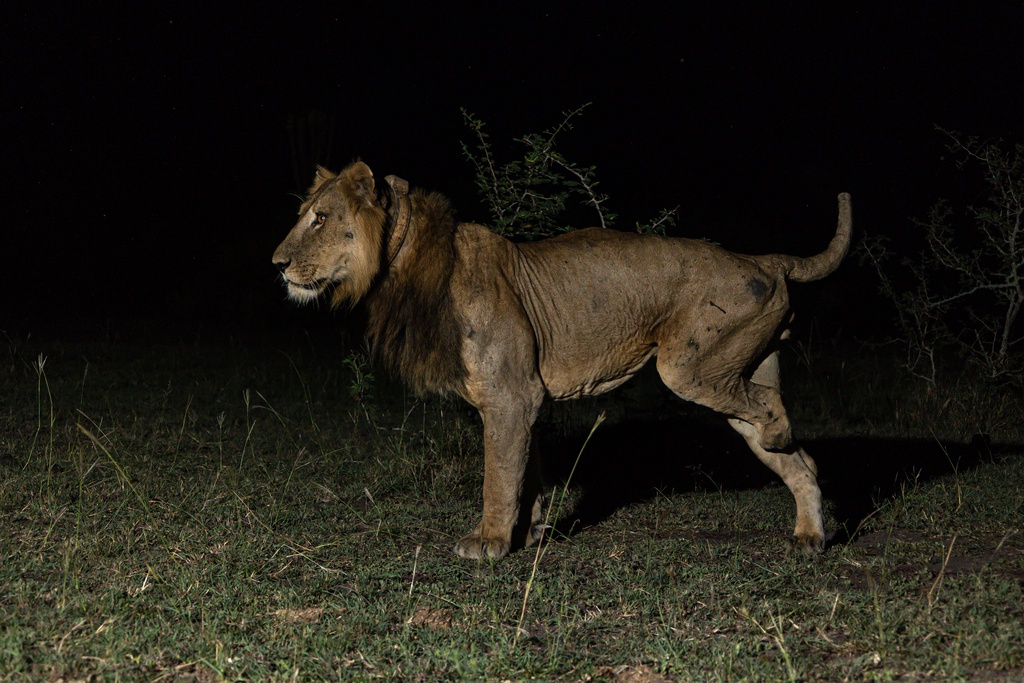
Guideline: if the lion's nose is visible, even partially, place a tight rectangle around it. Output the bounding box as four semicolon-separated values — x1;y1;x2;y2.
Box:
273;258;290;274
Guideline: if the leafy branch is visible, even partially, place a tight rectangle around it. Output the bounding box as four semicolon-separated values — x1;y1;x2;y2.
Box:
461;104;616;239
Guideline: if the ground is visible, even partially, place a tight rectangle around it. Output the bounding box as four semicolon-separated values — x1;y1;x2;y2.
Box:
0;335;1021;680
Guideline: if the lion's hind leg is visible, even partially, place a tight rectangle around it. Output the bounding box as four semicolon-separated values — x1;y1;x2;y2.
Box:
655;342;793;452
728;351;824;554
729;419;825;554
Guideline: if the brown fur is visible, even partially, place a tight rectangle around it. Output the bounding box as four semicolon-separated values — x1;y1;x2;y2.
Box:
362;189;466;396
277;162;386;307
273;161;853;561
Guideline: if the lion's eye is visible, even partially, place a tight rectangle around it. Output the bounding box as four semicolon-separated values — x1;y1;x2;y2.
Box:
314;212;326;227
345;231;355;239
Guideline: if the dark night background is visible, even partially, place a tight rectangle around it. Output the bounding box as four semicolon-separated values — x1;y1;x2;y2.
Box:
3;2;1023;343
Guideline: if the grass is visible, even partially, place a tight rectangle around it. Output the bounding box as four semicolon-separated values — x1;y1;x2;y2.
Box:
1;334;1022;681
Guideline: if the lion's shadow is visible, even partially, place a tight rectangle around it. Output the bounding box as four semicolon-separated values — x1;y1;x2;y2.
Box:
537;416;1001;546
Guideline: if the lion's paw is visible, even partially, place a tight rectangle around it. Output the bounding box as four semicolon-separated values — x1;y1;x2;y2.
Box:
454;533;511;560
790;533;825;556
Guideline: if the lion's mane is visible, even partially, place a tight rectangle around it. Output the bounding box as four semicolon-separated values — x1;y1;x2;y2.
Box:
358;189;467;396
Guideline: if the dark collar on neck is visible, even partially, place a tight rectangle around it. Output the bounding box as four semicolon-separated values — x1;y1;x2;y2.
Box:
384;174;411;265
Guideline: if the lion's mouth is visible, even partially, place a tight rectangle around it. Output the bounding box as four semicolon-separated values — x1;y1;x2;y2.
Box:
292;280;324;291
283;277;329;303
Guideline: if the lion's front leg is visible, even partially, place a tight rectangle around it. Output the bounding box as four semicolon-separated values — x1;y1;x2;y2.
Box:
455;400;541;560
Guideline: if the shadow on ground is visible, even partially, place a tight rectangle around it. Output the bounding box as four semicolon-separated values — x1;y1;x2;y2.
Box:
538;414;1006;547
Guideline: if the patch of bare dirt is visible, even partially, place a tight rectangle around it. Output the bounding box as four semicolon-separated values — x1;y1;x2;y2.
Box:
592;664;674;683
406;605;453;630
271;607;323;624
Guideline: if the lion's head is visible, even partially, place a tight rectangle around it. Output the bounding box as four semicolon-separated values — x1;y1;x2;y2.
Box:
272;161;386;307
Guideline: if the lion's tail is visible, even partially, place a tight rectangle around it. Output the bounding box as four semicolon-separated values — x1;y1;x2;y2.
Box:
781;192;852;283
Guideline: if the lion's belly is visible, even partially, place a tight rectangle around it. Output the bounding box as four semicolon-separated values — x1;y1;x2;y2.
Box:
539;341;658;400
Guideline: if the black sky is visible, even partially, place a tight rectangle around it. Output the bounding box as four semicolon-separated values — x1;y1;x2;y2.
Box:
3;2;1023;339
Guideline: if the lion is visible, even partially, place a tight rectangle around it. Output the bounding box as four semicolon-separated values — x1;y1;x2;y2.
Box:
273;161;852;560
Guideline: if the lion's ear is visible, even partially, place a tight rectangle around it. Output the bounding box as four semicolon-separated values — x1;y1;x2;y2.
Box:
346;161;376;206
307;165;337;196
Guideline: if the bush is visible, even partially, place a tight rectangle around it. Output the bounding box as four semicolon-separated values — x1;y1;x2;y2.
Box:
861;129;1023;386
461;104;675;239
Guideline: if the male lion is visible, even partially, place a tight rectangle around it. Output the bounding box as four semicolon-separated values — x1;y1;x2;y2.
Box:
273;161;851;560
